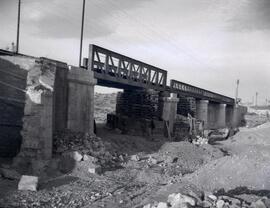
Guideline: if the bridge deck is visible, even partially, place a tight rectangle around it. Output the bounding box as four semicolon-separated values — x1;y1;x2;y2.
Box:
86;44;167;90
170;80;234;105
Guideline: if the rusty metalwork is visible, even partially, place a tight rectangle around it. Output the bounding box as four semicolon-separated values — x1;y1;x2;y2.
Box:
87;44;167;90
170;79;234;105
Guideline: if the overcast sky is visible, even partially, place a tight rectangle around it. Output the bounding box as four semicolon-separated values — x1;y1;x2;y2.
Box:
0;0;269;104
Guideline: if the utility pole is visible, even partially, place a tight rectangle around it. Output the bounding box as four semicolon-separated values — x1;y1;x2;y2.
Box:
235;79;239;104
16;0;21;53
79;0;86;67
255;92;258;107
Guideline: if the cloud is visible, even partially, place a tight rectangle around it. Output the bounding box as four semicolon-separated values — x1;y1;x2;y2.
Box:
228;0;270;31
21;0;153;39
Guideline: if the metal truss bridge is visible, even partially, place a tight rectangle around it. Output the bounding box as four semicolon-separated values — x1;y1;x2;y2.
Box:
83;44;234;105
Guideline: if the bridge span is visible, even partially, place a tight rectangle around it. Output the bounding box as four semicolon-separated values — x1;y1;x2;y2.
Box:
84;44;234;106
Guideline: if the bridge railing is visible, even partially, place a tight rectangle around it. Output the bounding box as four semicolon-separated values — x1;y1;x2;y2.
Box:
87;44;167;90
170;79;234;104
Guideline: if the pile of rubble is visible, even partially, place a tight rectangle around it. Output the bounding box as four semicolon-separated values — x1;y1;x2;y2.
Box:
53;131;121;170
192;135;208;145
143;192;270;208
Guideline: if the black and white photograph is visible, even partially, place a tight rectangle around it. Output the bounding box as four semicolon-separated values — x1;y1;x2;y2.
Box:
0;0;269;207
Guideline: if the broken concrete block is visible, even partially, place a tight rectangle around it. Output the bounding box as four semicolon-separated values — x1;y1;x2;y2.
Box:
0;168;21;180
18;175;38;191
143;204;152;208
157;202;168;208
148;157;158;165
119;155;124;161
131;154;140;161
83;154;96;162
88;163;102;175
207;194;217;202
168;193;196;207
216;199;225;208
251;199;267;208
73;151;83;162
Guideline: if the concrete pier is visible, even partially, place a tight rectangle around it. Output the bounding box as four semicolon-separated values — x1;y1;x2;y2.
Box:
196;100;209;129
67;66;96;135
162;93;179;136
217;104;226;128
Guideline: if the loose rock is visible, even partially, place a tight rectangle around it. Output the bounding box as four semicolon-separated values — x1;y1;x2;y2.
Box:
168;193;196;207
72;151;83;162
216;199;225;208
18;175;38;191
83;154;96;162
143;204;152;208
251;199;267;208
88;163;102;174
157;202;168;208
131;154;140;161
207;194;217;202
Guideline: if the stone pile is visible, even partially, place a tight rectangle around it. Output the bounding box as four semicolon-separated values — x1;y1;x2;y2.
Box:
143;192;270;208
192;135;208;145
53;131;119;169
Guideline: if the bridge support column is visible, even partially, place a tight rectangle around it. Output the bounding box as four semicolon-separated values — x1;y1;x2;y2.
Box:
232;105;239;128
67;67;96;135
226;105;233;127
158;91;170;120
162;93;179;137
196;100;209;129
217;104;226;128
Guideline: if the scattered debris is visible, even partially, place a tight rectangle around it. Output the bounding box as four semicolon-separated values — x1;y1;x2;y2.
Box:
148;156;158;165
167;193;196;207
131;154;140;161
83;154;97;162
192;136;208;145
88;163;102;175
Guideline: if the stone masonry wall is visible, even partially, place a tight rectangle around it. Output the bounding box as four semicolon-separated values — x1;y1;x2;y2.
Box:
18;58;57;161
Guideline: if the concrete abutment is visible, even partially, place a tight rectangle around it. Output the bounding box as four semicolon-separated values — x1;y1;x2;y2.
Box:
0;55;96;174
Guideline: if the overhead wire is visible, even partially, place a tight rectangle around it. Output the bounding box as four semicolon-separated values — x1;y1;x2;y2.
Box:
103;0;215;69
